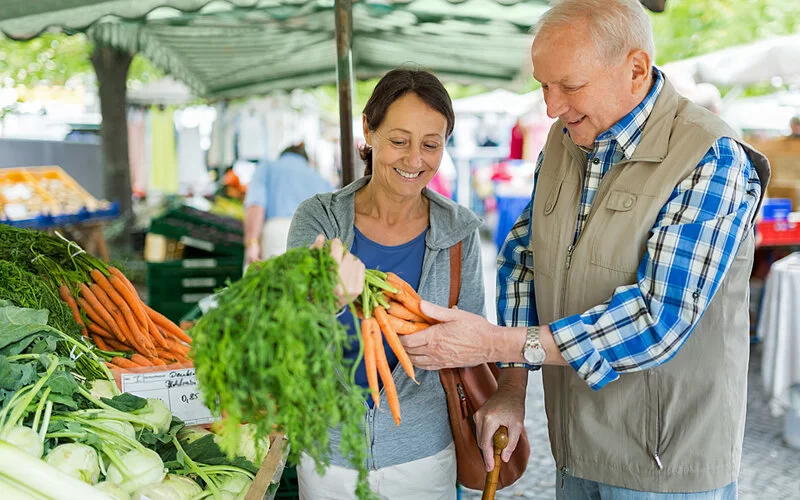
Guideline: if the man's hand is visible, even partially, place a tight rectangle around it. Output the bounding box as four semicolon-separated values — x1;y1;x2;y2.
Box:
399;301;499;369
310;234;365;310
475;372;527;471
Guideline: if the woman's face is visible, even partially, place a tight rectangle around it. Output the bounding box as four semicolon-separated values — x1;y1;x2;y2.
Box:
364;92;448;197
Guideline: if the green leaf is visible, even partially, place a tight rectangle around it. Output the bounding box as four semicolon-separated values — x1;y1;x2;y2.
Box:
100;392;147;412
0;304;49;327
46;371;79;397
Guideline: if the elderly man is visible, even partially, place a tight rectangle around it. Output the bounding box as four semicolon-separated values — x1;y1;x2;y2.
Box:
399;0;770;498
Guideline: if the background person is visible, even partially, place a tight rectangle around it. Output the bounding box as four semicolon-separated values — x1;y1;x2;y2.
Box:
243;143;331;267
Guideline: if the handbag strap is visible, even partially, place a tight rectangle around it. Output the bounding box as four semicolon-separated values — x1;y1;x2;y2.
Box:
448;241;462;308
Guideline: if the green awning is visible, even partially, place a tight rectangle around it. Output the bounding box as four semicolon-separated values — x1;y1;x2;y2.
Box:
0;1;549;98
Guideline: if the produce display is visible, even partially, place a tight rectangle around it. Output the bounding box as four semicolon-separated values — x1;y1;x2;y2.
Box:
0;224;272;499
0;223;440;499
0;167;115;225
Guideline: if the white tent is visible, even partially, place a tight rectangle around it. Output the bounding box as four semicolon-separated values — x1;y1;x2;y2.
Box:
127;77;195;106
453;89;540;116
663;34;800;87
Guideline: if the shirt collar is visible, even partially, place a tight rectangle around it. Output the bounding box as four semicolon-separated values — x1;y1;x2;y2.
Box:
595;67;665;160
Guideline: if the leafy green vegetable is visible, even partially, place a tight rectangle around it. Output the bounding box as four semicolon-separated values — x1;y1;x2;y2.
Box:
100;393;147;413
0;262;105;379
192;245;373;499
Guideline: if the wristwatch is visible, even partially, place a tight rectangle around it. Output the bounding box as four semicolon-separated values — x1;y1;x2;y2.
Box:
522;326;546;366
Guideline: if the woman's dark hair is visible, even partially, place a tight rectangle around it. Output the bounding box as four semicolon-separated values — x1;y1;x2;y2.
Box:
360;68;455;176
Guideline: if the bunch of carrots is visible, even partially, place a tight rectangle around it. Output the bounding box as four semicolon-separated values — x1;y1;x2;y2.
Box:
356;270;436;427
57;266;192;370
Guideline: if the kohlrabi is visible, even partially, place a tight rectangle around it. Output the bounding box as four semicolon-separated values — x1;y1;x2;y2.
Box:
44;443;101;484
105;448;167;493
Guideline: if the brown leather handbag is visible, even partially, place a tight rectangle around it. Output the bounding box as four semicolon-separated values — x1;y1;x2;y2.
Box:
438;241;530;490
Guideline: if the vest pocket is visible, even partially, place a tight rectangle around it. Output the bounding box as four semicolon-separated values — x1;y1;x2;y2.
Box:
590;190;649;275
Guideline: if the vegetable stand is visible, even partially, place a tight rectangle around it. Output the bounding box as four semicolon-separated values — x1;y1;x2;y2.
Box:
0;225;282;498
0;166;120;261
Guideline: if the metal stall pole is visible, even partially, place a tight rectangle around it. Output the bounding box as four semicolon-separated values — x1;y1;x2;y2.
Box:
335;0;356;187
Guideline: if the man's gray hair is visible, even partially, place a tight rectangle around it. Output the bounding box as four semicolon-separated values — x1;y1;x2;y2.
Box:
532;0;656;65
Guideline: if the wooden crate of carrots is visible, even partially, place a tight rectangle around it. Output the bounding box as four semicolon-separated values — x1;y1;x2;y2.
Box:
58;265;193;369
357;270;436;426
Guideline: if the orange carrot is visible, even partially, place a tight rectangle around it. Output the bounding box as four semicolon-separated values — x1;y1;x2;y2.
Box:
78;297;110;332
386;315;432;334
145;304;192;344
373;306;416;383
58;284;87;336
385;272;436;323
87;322;114;339
387;300;426;323
156;347;180;362
108;273;148;329
104;337;131;352
372;320;400;426
167;338;191;357
91;334;111;351
145;314;169;349
91;270;155;353
150;358;167;366
90;283;150;356
79;284;126;344
110;357;139;369
130;353;153;367
361;318;380;408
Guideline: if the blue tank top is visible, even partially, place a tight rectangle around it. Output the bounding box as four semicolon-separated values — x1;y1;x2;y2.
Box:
340;225;428;407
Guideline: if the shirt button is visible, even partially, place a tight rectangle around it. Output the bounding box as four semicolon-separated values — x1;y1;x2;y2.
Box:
623;198;633;208
592;158;600;164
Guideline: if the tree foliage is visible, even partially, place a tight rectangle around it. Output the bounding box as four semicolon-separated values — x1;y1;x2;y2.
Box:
650;0;800;65
0;33;160;88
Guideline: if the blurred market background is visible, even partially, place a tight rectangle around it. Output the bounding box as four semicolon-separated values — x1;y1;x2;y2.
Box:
1;0;800;498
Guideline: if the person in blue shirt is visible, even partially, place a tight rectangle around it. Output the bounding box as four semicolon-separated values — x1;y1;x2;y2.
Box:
243;143;332;267
287;69;486;500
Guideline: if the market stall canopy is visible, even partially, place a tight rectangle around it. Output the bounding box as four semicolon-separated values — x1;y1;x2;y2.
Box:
662;34;800;87
127;76;196;105
0;0;552;99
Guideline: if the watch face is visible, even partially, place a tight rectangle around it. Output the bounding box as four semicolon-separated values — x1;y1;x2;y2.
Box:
524;347;546;364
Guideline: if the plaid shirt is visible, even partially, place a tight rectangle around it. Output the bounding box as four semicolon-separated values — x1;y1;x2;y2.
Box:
496;68;762;390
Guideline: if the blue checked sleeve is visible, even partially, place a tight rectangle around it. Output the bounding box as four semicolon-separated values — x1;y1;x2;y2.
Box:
550;138;762;390
496;153;542;369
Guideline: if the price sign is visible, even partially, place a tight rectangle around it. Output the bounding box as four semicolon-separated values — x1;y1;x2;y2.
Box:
120;367;217;426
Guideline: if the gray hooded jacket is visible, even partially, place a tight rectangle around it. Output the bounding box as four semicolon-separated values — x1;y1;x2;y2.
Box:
288;176;485;470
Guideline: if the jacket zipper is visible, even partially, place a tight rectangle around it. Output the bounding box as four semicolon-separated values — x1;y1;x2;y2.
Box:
556;162;624;487
654;374;663;470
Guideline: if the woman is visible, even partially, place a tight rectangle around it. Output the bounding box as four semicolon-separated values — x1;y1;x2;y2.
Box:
288;68;486;499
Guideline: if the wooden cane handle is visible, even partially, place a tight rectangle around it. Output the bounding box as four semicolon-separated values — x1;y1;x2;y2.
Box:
481;426;509;500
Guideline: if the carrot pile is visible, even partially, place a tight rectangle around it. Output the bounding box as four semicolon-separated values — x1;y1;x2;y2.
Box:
57;266;192;370
356;270;436;426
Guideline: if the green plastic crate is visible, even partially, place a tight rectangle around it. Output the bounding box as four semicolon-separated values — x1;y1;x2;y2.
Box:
273;465;299;500
146;257;242;322
149;206;244;256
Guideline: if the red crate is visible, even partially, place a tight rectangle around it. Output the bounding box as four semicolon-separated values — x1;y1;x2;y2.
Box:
756;220;800;247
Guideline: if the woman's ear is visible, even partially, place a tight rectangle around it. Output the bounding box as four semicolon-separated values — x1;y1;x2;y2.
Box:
362;115;371;146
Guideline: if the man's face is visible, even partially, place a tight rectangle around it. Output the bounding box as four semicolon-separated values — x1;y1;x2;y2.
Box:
532;20;645;148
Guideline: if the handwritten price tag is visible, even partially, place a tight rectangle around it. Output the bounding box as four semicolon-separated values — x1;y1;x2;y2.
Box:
120;368;217;426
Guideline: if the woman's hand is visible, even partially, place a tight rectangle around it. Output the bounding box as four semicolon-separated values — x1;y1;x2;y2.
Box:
311;234;365;310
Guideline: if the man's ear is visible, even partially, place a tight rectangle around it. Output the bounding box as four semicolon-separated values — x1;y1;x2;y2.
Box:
362;115;371;145
629;49;652;94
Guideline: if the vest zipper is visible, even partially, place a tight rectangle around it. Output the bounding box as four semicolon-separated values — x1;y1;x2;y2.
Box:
654;377;663;470
556;163;624;485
